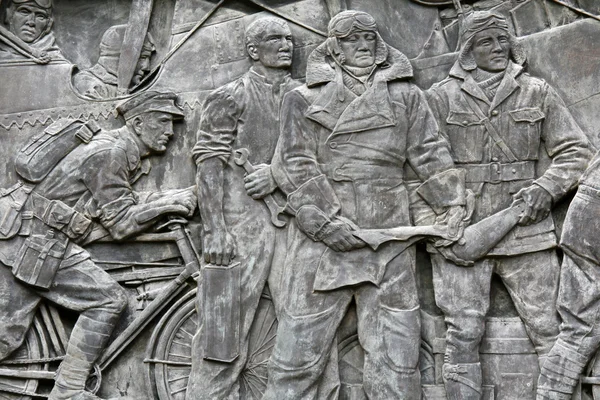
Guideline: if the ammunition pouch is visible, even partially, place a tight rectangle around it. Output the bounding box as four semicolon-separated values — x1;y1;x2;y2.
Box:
30;192;92;241
0;181;34;240
13;230;67;289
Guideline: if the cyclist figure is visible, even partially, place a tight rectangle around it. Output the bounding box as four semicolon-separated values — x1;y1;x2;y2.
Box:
0;91;196;400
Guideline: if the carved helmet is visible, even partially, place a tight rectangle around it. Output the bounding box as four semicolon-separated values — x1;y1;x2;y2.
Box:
99;24;155;58
458;10;526;71
325;10;388;66
11;0;52;9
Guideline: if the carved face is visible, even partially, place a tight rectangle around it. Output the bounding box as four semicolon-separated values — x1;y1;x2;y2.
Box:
249;23;293;68
131;50;153;87
471;28;511;72
136;112;175;154
339;30;377;68
8;3;50;43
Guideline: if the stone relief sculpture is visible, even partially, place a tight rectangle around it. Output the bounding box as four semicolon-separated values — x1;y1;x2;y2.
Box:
537;153;600;399
73;25;156;100
189;16;303;399
1;1;600;399
424;10;593;400
0;91;196;400
0;0;64;63
262;11;467;399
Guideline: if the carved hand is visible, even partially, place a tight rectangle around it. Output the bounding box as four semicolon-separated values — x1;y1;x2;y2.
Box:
243;164;277;199
434;205;467;247
514;184;552;226
203;230;237;265
170;189;197;217
321;219;366;252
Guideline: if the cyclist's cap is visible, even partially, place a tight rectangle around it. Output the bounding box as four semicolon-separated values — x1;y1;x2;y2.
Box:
11;0;53;9
117;91;185;121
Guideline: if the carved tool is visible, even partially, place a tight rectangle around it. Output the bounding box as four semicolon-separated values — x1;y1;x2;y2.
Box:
233;148;287;228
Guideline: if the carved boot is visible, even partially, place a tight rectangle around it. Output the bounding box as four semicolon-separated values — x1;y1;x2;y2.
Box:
48;314;116;400
536;343;587;400
443;362;482;400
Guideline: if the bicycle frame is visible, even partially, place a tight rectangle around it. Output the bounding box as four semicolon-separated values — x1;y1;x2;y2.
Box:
0;219;202;398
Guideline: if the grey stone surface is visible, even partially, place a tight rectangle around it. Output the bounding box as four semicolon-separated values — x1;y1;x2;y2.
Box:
1;1;600;399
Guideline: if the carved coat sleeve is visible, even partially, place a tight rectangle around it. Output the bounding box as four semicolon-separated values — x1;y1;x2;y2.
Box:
192;82;244;165
271;89;341;219
402;84;465;213
80;147;137;236
534;83;594;201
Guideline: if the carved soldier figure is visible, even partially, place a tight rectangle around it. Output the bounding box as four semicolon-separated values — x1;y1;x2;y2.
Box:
263;10;466;399
73;24;156;99
0;91;196;400
425;11;593;399
0;0;64;61
188;17;303;399
536;151;600;399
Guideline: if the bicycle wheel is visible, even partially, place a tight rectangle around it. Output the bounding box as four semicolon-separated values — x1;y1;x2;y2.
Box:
0;317;50;400
146;289;278;400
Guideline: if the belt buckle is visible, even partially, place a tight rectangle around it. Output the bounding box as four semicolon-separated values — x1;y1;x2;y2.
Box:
489;162;502;184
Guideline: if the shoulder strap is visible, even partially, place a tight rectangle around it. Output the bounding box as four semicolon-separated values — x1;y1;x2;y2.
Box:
462;94;518;163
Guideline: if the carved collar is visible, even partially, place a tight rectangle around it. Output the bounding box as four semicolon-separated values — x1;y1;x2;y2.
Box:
305;42;413;87
450;61;524;108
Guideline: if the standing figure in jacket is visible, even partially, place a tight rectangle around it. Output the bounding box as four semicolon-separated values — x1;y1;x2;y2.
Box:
536;151;600;399
425;11;593;399
188;16;317;400
262;10;466;400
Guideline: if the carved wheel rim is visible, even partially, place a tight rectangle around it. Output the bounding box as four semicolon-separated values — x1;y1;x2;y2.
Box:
0;320;48;400
148;293;278;400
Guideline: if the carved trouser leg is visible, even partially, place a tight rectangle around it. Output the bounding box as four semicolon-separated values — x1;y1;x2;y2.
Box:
0;247;126;400
268;229;341;400
537;252;600;399
495;250;561;357
38;254;127;400
432;250;560;398
431;254;489;399
263;238;421;400
186;217;275;400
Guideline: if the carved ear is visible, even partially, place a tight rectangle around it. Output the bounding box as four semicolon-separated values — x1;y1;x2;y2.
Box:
247;44;259;61
132;116;143;134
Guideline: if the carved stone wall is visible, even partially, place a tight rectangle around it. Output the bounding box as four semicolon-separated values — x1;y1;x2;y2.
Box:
1;1;600;399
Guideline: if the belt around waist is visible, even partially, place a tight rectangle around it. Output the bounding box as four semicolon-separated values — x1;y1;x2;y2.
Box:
318;163;403;181
30;192;92;240
459;161;535;183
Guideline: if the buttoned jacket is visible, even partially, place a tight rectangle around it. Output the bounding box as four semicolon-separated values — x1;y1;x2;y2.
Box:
427;61;593;255
272;45;464;290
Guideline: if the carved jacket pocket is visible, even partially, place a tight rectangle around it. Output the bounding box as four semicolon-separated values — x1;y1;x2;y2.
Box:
445;111;485;163
446;111;481;127
508;108;545;160
508;108;545;123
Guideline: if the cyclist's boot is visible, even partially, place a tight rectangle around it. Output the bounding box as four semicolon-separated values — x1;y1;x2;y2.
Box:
49;309;123;400
443;362;482;400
